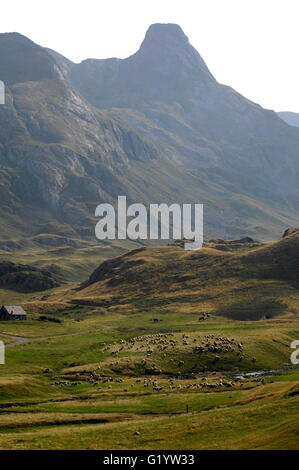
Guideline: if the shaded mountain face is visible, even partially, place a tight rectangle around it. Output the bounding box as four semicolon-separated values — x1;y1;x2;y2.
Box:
0;25;299;246
0;33;64;85
278;111;299;128
0;260;59;292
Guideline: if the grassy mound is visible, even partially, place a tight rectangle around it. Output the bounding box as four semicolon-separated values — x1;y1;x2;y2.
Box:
0;261;59;292
71;228;299;321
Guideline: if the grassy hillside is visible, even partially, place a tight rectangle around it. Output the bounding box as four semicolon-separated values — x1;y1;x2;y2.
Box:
0;237;141;285
0;228;298;449
70;227;299;321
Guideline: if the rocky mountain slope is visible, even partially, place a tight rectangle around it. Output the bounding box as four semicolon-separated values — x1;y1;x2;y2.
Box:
68;24;299;239
0;33;162;242
1;25;299;247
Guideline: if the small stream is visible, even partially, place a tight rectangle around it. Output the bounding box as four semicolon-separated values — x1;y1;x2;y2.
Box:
229;364;299;379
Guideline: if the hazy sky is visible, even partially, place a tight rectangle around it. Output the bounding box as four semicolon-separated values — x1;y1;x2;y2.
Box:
1;0;298;112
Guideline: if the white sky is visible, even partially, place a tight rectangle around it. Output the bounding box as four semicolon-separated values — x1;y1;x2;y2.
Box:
0;0;298;112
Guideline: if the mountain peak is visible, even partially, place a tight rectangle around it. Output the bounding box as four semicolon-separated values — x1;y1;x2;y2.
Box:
135;23;214;82
141;23;189;47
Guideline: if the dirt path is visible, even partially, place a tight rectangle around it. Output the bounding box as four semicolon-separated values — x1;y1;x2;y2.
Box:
1;327;112;348
0;332;30;347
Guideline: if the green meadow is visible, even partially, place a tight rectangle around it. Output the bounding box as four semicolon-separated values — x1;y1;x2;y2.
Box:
0;230;299;449
0;307;298;450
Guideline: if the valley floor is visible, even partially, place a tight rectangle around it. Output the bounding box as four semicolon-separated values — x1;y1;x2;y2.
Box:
0;309;298;450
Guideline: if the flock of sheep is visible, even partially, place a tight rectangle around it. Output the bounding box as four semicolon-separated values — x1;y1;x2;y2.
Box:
101;332;256;371
53;332;259;392
54;371;265;392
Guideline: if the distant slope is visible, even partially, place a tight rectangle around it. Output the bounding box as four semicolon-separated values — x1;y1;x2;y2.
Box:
72;227;299;320
278;111;299;127
0;260;59;292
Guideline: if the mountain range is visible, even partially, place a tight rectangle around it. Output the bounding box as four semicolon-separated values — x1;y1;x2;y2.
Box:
0;23;299;248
